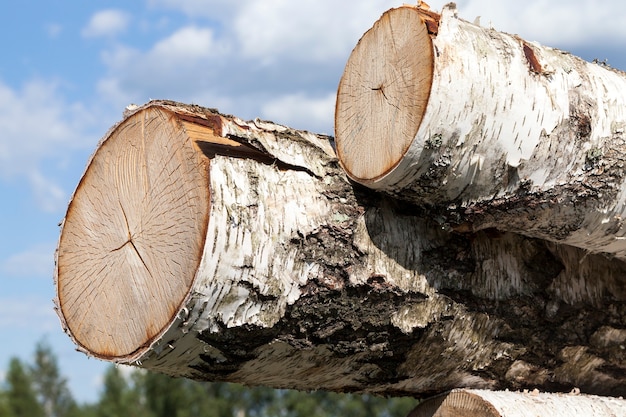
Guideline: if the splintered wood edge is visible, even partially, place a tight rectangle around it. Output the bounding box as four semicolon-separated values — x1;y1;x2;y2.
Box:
55;105;216;361
335;6;434;183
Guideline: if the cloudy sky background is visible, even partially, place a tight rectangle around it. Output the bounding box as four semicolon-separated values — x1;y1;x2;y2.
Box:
1;0;625;403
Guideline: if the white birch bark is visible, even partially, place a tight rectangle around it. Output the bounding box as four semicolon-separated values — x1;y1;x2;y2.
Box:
55;100;449;388
335;4;626;258
55;101;626;399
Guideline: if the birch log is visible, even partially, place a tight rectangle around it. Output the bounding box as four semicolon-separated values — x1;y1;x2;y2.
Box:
55;101;626;400
335;3;626;258
408;389;626;417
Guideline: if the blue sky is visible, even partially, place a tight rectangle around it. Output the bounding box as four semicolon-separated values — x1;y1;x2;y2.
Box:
1;0;625;404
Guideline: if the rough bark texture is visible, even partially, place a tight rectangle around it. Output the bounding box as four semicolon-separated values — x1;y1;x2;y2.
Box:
335;4;626;259
408;389;626;417
55;101;626;402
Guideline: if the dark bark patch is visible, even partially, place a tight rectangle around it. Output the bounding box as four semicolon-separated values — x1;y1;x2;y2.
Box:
522;42;543;74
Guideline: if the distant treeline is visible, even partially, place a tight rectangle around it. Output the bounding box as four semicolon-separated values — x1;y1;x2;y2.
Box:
0;340;416;417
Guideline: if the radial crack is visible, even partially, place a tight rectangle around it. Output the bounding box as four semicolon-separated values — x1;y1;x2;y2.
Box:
110;202;155;279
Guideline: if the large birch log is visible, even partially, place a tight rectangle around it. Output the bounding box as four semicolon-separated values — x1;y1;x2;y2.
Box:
56;101;626;400
408;389;626;417
335;3;626;258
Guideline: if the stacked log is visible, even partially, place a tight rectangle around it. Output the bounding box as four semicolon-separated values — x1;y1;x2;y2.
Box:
55;3;626;415
336;4;626;258
408;389;626;417
54;100;626;399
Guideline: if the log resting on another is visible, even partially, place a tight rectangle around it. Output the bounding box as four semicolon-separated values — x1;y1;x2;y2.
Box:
335;4;626;259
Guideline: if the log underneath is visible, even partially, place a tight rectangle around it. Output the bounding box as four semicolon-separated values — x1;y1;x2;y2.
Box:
56;101;626;398
408;389;626;417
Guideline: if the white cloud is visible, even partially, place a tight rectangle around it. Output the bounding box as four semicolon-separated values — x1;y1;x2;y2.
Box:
29;171;68;213
261;92;336;134
93;1;408;126
0;242;55;279
139;0;626;62
95;77;133;109
98;25;222;78
151;26;218;61
454;0;626;48
0;296;58;332
147;0;626;51
147;0;236;19
0;79;97;211
150;0;406;63
0;80;87;175
233;0;402;63
94;0;626;135
45;23;62;38
82;9;131;38
96;25;227;109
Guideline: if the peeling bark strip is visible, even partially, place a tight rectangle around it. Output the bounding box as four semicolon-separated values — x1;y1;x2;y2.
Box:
56;101;626;399
335;4;626;258
408;389;626;417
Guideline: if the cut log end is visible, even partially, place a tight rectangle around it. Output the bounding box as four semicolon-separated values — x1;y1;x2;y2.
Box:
55;106;211;361
408;389;626;417
408;391;500;417
335;6;433;183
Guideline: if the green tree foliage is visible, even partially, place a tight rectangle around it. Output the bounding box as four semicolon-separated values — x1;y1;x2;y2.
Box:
4;357;45;417
141;368;189;416
131;371;415;417
97;365;150;417
0;341;416;417
97;366;127;417
0;391;10;417
263;389;415;417
132;369;247;417
30;340;78;417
